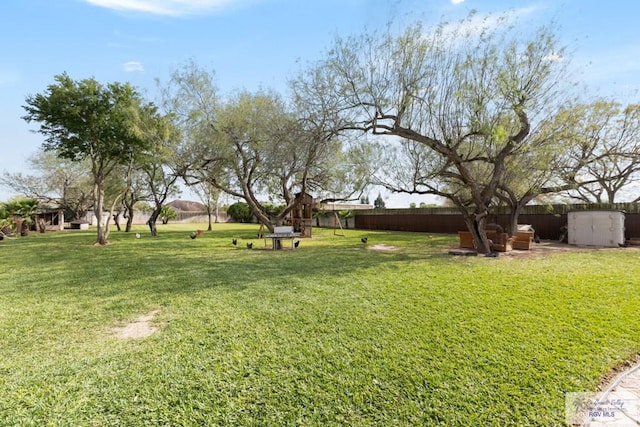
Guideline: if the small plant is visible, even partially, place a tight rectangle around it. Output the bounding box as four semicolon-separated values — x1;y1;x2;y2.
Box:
1;198;40;236
0;203;11;236
338;209;353;228
312;207;328;227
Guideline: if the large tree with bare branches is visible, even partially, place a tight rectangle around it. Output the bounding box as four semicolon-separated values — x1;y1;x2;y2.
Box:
553;100;640;203
0;149;93;221
164;64;371;233
293;15;570;252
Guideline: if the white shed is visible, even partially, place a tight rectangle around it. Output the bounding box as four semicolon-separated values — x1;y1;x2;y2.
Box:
567;210;625;247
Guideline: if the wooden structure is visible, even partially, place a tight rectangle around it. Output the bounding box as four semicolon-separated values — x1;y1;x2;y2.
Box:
458;224;535;252
458;230;512;252
333;211;346;236
512;231;534;250
291;192;314;238
355;202;640;242
485;224;511;252
458;224;512;252
458;231;474;249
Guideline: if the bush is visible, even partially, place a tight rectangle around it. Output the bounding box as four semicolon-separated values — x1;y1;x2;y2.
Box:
227;202;254;223
160;206;177;224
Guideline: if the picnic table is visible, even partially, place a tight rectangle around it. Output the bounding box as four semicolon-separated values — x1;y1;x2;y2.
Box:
265;226;301;250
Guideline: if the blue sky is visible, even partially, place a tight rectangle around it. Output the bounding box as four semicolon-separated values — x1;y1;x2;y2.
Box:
1;0;640;206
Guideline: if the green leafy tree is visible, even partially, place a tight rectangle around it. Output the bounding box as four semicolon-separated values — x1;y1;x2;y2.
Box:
121;168;150;232
22;73;152;245
227;202;254;223
491;100;640;235
134;105;181;237
374;193;386;209
160;206;177;224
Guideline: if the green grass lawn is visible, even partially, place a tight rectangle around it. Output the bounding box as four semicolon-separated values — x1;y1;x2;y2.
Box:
1;224;639;426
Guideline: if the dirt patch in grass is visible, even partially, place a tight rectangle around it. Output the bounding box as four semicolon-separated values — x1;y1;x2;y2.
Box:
504;240;640;258
451;240;640;259
112;309;161;339
369;244;398;252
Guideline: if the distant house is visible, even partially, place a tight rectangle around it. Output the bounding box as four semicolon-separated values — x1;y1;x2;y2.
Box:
36;209;65;232
166;200;207;212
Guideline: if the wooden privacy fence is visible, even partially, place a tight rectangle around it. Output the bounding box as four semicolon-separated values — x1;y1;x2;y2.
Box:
354;203;640;240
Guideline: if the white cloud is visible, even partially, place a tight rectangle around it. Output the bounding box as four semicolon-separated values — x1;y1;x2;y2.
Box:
85;0;242;16
123;61;144;72
451;0;465;4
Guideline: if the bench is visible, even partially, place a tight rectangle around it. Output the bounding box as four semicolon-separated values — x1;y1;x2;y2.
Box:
512;231;534;250
458;231;475;249
265;226;301;250
458;228;512;252
486;230;512;252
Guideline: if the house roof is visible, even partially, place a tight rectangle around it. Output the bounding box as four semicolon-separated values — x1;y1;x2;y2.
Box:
166;200;207;212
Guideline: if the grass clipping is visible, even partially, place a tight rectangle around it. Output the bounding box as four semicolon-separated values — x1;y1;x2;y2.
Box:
112;310;160;339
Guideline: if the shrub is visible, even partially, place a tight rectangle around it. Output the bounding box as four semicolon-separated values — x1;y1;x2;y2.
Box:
227;202;254;223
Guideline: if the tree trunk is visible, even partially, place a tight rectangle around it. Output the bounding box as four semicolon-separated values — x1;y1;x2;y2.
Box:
506;208;520;238
113;213;121;231
505;193;537;237
104;195;124;243
20;221;29;237
125;204;135;232
464;211;491;254
94;182;108;245
148;208;161;237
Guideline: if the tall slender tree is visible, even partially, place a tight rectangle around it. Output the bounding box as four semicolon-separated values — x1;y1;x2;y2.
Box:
135;105;181;237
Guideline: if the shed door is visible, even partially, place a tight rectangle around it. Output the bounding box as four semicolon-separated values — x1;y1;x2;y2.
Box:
591;213;611;246
568;212;594;245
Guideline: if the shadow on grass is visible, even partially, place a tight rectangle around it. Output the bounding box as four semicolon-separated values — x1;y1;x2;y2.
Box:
3;226;454;300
